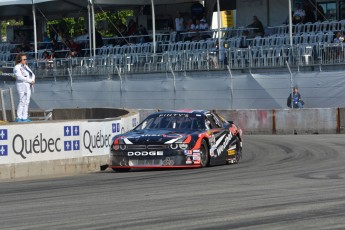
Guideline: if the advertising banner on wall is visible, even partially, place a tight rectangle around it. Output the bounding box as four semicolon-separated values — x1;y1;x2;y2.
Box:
0;113;139;165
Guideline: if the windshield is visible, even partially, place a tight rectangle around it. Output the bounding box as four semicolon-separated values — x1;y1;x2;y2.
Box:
135;113;204;130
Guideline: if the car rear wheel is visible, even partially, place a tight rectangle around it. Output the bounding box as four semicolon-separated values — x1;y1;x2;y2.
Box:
200;139;210;167
227;136;242;164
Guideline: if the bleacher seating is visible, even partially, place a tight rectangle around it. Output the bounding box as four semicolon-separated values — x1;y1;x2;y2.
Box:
2;19;345;75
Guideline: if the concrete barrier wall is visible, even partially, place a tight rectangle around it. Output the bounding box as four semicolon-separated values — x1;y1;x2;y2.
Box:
217;108;340;135
139;108;343;135
340;108;345;134
0;109;139;180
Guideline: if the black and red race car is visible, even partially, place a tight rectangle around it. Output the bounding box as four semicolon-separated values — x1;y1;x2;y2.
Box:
109;110;243;172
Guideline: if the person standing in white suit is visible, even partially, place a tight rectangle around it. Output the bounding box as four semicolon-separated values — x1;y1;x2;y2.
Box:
13;53;35;122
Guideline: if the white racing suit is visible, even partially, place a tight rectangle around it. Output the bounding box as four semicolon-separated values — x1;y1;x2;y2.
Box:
13;64;35;120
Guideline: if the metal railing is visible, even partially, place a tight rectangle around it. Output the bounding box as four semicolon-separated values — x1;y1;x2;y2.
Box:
1;42;345;79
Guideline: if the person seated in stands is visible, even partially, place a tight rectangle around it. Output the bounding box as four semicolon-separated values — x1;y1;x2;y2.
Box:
332;31;344;59
333;31;344;43
303;2;316;23
51;39;59;52
184;19;195;41
41;51;51;60
20;42;31;52
199;18;209;31
126;19;137;37
293;3;305;24
137;25;149;43
95;30;104;48
68;39;81;54
316;3;325;22
66;39;81;58
247;16;265;37
199;18;211;40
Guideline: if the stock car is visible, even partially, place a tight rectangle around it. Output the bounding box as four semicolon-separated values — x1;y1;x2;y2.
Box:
109;110;243;172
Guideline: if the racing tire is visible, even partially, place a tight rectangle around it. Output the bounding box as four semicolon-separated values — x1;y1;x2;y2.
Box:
234;137;242;164
227;136;242;165
112;168;131;172
200;139;210;167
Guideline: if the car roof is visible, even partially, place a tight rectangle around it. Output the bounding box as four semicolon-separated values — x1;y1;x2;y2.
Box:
154;110;209;116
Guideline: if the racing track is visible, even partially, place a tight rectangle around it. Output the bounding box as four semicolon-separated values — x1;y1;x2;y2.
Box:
1;134;345;229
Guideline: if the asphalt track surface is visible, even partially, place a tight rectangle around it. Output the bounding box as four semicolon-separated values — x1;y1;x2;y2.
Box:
1;134;345;230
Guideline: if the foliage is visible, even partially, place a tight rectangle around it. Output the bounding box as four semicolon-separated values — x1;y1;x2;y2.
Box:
1;9;133;41
1;20;23;41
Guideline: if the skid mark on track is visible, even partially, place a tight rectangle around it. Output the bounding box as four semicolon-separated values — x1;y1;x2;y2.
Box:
295;171;345;180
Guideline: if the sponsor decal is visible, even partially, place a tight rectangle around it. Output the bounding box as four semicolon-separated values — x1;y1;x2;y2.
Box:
139;134;161;137
210;132;233;157
64;126;80;152
112;123;120;133
0;129;8;140
73;140;80;150
12;133;62;159
127;151;164;156
162;157;174;166
185;150;193;155
64;126;72;136
132;118;137;127
215;133;232;157
0;129;8;157
73;126;80;136
227;149;235;156
193;156;201;161
83;130;112;153
159;113;190;118
186;157;192;164
64;141;72;151
0;145;8;156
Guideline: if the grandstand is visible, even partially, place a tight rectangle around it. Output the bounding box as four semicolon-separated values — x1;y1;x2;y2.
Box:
1;21;344;77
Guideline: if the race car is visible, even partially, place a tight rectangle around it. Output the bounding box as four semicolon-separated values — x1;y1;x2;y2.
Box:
109;110;243;171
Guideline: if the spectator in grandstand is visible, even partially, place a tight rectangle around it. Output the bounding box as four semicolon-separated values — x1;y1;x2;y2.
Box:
316;3;325;22
41;51;51;60
332;31;344;59
20;42;31;52
303;2;316;23
247;16;265;37
184;19;195;41
287;86;304;109
293;3;305;24
66;39;81;57
175;11;184;41
13;53;35;122
95;30;104;48
199;18;209;31
126;19;137;37
239;30;250;48
333;31;344;43
199;18;211;40
137;25;149;43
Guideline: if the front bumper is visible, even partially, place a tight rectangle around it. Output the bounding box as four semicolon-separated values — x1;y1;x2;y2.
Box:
110;149;202;168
